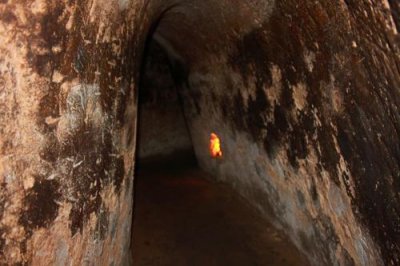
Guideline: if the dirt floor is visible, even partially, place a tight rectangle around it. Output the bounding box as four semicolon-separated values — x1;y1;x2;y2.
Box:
131;158;309;266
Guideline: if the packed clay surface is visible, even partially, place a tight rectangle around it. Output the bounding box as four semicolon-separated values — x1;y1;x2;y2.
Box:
132;160;309;266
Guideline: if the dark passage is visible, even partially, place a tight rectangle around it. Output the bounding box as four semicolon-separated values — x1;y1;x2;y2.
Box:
136;40;193;160
132;37;309;265
131;158;309;266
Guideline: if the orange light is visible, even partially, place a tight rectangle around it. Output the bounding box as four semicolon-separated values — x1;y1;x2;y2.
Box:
210;133;222;158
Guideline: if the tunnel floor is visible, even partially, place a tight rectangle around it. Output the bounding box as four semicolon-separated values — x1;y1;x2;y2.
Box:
131;158;309;266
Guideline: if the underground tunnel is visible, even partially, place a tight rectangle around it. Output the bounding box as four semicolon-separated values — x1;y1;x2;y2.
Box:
1;0;400;265
132;37;308;265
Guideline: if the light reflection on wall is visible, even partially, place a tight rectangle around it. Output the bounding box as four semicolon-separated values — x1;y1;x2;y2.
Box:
210;133;222;158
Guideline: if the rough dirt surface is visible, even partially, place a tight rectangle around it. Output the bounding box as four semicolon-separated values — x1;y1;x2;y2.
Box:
132;158;309;266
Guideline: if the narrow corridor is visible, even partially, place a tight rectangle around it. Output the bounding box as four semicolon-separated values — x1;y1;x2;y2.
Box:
131;157;309;266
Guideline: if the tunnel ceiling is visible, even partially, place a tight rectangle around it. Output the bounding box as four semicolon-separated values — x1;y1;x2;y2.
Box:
149;0;274;69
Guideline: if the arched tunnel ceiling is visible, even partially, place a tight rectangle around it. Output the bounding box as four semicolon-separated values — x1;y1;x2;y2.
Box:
149;0;274;67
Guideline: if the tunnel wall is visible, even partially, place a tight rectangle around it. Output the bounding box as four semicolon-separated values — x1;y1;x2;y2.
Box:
0;0;142;264
169;1;400;265
137;41;192;160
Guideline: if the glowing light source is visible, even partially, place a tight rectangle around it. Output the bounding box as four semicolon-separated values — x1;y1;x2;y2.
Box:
210;133;222;158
